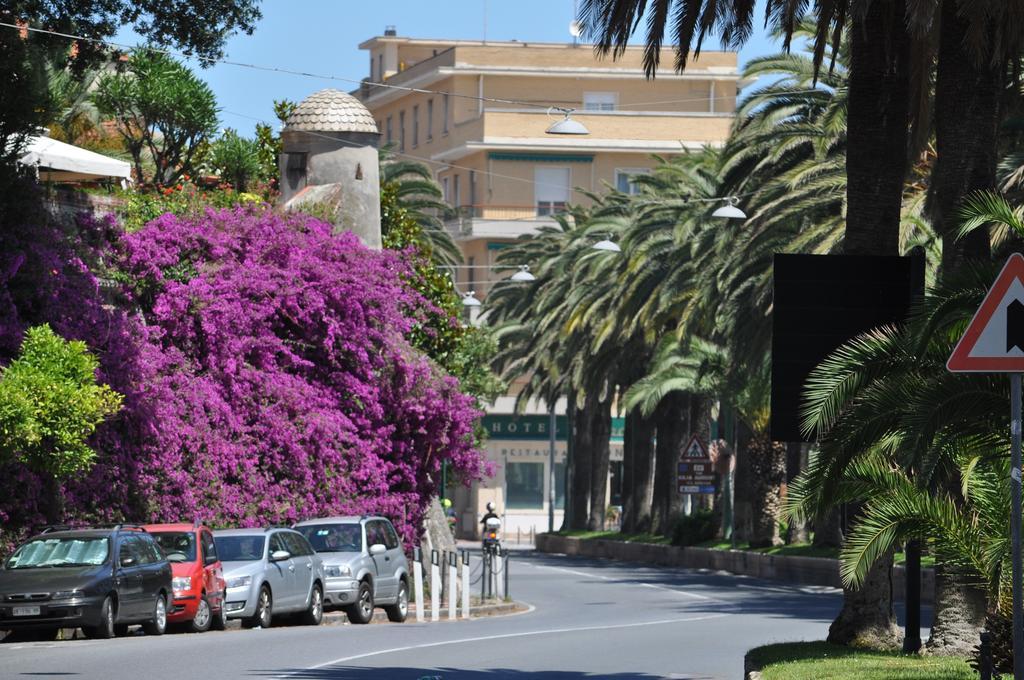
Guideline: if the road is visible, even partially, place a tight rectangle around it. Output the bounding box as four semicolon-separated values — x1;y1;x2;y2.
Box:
1;550;852;679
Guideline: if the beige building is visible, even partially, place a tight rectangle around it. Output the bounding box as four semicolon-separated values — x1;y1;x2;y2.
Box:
356;29;740;538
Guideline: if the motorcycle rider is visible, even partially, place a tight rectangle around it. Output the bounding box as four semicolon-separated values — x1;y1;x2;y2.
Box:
480;502;501;555
480;501;499;527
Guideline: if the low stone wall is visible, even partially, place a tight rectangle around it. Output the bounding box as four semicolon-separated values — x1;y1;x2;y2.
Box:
535;533;934;603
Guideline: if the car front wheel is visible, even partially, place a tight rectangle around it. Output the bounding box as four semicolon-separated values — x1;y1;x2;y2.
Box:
190;596;212;633
242;586;272;629
141;594;167;636
384;580;409;623
301;584;323;626
211;593;228;631
82;596;115;639
346;580;374;625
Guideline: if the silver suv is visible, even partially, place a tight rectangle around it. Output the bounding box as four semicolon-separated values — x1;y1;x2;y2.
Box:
294;516;408;624
213;527;324;629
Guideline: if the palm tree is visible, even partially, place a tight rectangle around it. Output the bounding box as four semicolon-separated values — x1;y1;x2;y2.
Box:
578;0;912;257
583;0;1024;274
379;154;462;267
793;241;1013;652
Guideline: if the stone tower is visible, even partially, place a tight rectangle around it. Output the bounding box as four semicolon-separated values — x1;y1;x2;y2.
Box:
280;89;382;249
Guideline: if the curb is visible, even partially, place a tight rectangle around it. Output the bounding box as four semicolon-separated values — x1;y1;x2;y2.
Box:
743;652;764;680
535;533;935;603
322;600;526;626
1;601;527;642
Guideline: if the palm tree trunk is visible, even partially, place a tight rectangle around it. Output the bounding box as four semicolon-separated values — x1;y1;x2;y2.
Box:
650;392;689;535
586;395;612;531
564;399;592;531
621;410;656;533
785;443;809;544
931;0;1002;276
925;564;988;656
831;1;911;645
827;549;902;648
747;434;786;548
733;422;754;543
844;0;911;256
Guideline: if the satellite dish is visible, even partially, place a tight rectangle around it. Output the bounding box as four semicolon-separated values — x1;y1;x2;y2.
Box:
569;20;582;38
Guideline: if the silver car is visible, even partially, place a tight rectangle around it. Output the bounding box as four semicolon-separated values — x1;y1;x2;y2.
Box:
293;516;408;624
213;527;324;628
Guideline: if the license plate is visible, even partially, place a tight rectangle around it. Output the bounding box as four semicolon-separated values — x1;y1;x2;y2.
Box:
12;606;40;616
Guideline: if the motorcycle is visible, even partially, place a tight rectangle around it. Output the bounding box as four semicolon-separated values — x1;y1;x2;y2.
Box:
482;516;502;555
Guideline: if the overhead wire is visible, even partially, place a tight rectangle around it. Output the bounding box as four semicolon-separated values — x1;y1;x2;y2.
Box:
14;19;759;224
2;21;822;116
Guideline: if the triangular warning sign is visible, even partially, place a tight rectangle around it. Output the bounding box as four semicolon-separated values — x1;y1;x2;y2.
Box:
680;434;709;460
948;252;1024;372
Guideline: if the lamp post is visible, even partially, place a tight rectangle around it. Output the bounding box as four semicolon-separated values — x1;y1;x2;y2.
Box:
548;401;556;533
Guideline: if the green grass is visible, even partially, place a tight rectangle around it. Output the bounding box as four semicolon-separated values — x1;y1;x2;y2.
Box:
748;642;975;680
555;531;939;567
555;530;671;544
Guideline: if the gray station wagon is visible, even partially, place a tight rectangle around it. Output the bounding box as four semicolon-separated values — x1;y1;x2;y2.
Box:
213;527;324;629
294;516;408;624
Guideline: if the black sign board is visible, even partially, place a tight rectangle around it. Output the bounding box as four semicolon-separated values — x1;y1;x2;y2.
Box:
770;253;923;442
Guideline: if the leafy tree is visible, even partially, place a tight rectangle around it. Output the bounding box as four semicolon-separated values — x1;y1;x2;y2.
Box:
206;128;261;191
0;324;122;477
0;1;260;172
93;50;218;185
0;324;122;522
381;153;461;267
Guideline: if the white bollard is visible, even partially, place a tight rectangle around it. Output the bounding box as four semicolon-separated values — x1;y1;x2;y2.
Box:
413;548;424;623
495;553;505;600
430;551;440;622
461;551;470;619
448;553;457;621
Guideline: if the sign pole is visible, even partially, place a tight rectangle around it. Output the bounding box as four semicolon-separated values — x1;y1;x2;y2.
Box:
1013;372;1023;680
548;401;556;533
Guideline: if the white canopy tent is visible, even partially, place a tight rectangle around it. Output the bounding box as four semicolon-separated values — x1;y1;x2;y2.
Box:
19;136;132;185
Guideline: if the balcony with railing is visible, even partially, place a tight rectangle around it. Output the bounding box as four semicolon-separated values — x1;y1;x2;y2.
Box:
445;204;570;238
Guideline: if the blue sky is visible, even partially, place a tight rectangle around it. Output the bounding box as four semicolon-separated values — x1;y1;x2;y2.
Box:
118;0;782;136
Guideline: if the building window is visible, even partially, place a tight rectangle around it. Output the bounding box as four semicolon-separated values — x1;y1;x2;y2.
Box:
427;99;434;141
583;91;618;111
386;116;393;144
412;105;419;147
399;110;406;152
443;93;449;134
506;462;544;509
453;174;461;207
442;176;450;203
554;461;566;510
377;53;383;81
615;168;650;195
534;166;570;216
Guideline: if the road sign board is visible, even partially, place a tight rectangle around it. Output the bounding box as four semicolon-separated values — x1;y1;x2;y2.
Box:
679;485;716;494
682;434;708;459
677;434;715;494
948;253;1024;372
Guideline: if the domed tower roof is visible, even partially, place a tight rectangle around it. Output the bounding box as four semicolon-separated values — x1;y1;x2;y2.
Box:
285;89;379;134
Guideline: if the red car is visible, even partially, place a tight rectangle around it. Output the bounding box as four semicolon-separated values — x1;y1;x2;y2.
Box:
144;522;227;633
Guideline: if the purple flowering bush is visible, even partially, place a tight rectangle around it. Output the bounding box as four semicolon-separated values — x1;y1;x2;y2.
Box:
0;198;485;548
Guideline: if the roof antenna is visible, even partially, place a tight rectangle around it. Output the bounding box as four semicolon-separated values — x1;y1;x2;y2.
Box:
570;0;581;46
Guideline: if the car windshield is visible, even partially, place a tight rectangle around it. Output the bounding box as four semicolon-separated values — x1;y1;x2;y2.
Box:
214;535;265;561
297;524;362;552
151;531;196;562
5;537;109;569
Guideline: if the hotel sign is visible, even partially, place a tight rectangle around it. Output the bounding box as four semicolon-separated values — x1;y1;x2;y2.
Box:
482;414;627;442
483;415;568;441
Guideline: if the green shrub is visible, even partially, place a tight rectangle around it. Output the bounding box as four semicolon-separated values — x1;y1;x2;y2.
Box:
670;509;717;547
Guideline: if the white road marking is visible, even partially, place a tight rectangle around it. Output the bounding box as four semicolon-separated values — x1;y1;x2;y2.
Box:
530;563;727;604
274;613;729;678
